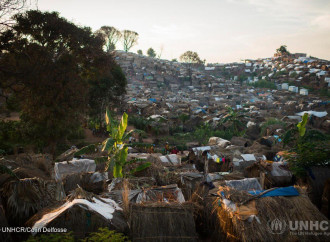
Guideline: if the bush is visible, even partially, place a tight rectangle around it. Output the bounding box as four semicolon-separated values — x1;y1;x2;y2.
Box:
67;126;86;140
0;120;23;154
82;227;129;242
26;232;74;242
260;118;286;135
286;141;330;177
26;228;129;242
128;115;151;131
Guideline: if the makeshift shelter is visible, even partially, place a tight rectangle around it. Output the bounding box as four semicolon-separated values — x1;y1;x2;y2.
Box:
26;187;127;239
207;182;329;242
130;203;197;241
56;146;79;162
245;160;293;188
179;172;204;200
2;178;65;225
159;154;181;166
62;171;108;194
136;184;185;203
54;159;96;181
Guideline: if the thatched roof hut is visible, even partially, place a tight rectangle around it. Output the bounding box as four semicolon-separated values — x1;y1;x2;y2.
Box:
208;183;329;241
62;171;108;194
245;160;293;189
26;187;127;239
130;202;197;241
2;178;65;225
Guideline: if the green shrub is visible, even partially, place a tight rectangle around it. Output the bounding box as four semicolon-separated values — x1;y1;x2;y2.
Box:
67;126;86;140
128;115;151;131
0;120;24;154
82;228;129;242
25;232;74;242
260;118;286;135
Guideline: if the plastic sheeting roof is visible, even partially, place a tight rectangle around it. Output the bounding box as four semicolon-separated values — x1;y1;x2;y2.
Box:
31;197;120;234
296;111;327;118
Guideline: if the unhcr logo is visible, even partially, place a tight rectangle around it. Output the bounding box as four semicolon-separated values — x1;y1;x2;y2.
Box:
267;218;287;234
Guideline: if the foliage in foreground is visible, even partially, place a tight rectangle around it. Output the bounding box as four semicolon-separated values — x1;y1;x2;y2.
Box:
26;228;129;242
283;114;330;177
0;10;126;154
75;111;151;178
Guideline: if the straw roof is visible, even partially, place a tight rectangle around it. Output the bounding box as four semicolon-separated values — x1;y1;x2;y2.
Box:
212;186;329;242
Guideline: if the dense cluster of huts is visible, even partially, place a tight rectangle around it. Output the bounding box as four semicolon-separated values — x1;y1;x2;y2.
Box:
0;134;329;241
0;51;329;241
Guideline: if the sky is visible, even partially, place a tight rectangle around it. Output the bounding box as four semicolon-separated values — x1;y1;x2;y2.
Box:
36;0;330;63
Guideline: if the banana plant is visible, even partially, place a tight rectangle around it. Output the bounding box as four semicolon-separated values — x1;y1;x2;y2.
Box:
102;109;150;178
297;113;308;137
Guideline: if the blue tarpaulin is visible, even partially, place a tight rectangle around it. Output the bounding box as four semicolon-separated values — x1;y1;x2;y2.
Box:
149;98;157;103
248;186;299;197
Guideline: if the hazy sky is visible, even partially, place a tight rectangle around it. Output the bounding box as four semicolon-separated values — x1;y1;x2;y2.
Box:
36;0;330;63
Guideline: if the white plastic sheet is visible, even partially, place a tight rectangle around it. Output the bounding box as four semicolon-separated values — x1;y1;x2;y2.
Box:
296;111;327;118
31;197;121;234
225;178;262;191
159;154;181;165
271;162;292;177
241;154;256;161
54;159;96;181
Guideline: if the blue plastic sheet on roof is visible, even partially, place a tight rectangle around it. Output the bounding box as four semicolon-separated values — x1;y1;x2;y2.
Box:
248;186;299;197
149;98;157;103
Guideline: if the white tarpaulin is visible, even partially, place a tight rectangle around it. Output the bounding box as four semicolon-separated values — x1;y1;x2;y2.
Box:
296;111;328;118
208;137;231;148
225;178;262;191
271;162;292;177
31;197;120;235
192;146;211;155
159;154;181;165
241;154;256;161
54;159;96;181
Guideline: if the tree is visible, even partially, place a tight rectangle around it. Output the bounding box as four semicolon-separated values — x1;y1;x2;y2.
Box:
220;107;246;134
137;49;143;55
0;10;125;153
88;63;127;121
180;51;202;64
178;113;190;131
95;26;121;52
180;51;202;85
0;0;35;30
276;45;290;55
122;30;138;52
147;47;156;58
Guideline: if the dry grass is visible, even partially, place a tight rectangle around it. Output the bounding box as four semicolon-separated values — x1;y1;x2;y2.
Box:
122;179;130;219
2;178;65;225
211;186;329;242
130;202;198;241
